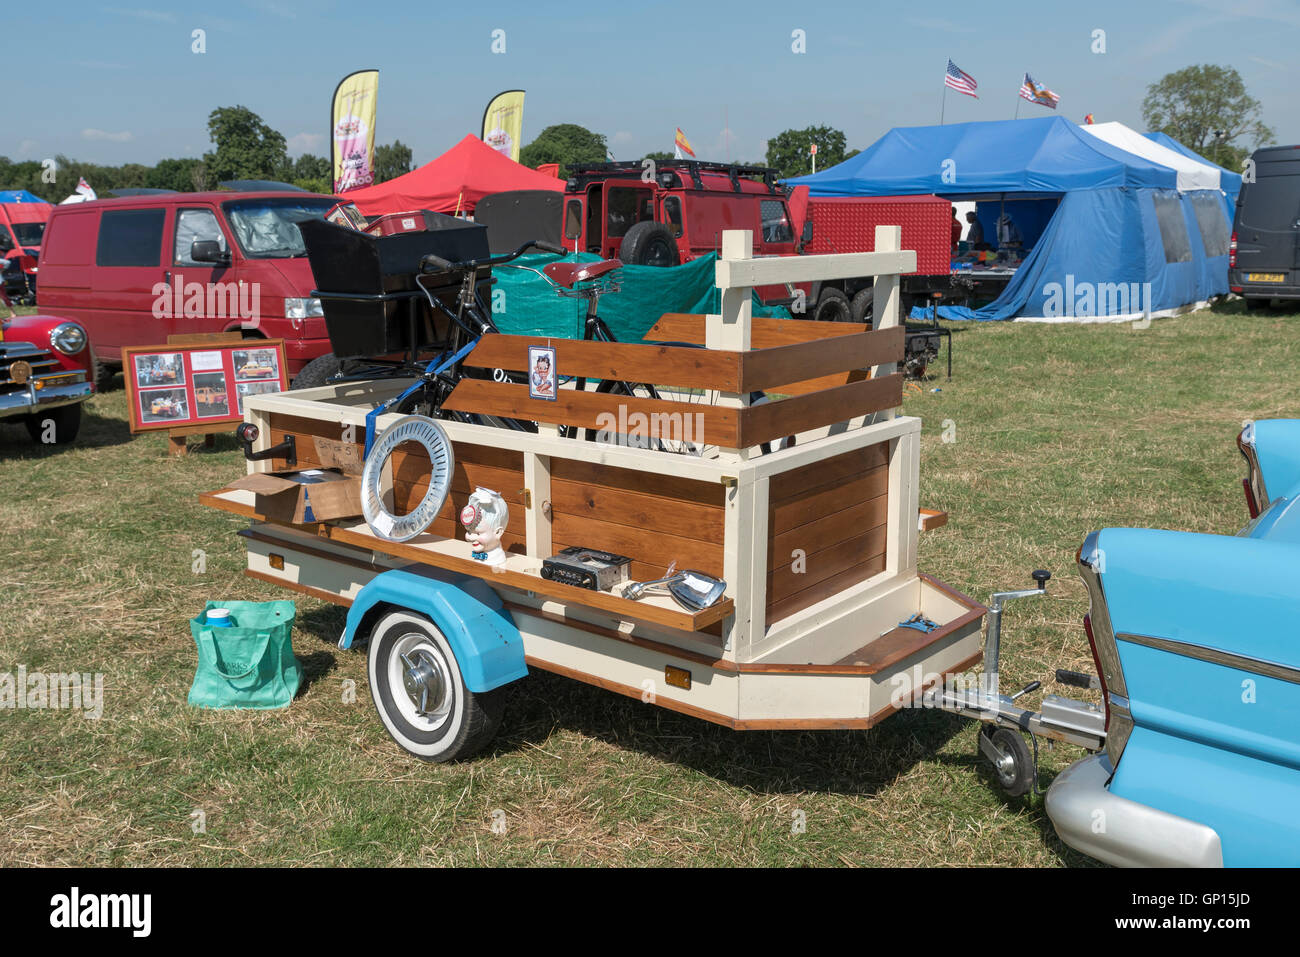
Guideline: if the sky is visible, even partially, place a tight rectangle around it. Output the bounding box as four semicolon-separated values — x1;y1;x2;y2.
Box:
5;0;1297;172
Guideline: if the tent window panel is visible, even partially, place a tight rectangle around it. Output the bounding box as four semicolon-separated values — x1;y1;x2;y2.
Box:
1190;193;1230;258
1152;192;1192;264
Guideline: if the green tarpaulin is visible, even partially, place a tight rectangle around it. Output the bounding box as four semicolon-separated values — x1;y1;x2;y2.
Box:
489;252;786;343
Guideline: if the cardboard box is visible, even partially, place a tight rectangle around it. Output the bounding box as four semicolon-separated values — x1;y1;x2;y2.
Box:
228;469;363;524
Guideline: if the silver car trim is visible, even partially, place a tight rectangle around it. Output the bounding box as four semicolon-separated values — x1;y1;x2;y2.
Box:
1238;422;1270;514
1118;632;1300;685
1078;532;1133;766
1045;752;1224;868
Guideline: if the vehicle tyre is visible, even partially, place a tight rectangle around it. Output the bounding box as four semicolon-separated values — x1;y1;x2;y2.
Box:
812;287;852;323
292;353;364;390
849;288;875;327
367;610;506;761
24;403;81;445
982;725;1033;797
619;222;680;267
92;356;117;392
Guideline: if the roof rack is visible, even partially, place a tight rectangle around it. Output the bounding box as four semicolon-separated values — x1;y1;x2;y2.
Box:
564;160;781;193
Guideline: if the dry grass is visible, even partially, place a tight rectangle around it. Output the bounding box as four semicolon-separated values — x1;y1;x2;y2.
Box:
0;298;1293;866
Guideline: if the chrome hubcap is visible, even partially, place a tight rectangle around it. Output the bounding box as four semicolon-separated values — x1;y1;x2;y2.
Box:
399;648;446;716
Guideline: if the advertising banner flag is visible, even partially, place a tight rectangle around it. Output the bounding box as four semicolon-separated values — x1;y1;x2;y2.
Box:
674;128;696;159
482;90;526;162
331;69;379;193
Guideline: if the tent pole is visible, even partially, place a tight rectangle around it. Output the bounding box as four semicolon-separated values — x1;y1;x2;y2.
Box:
1014;98;1021;121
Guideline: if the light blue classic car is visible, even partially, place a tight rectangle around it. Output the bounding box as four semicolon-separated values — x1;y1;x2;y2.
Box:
1046;419;1300;867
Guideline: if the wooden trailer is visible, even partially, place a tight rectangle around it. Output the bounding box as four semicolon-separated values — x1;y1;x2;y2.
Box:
201;228;986;758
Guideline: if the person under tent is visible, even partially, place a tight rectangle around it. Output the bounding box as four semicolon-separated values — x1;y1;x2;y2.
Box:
965;211;986;249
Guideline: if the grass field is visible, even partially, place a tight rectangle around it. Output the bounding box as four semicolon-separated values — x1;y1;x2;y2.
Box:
1;299;1295;867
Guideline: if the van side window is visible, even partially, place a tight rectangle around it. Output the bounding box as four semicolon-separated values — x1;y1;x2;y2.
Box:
760;199;793;243
97;209;165;267
174;209;227;266
0;229;12;254
663;197;684;238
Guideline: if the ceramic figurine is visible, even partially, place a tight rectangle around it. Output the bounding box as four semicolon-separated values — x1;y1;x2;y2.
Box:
460;487;509;566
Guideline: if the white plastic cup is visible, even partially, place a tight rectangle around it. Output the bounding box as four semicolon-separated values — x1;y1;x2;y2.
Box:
206;608;234;628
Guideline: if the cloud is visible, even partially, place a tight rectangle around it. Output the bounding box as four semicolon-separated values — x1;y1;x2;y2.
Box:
611;131;634;145
82;128;134;143
107;6;177;22
1249;55;1287;71
1173;0;1300;27
287;132;325;154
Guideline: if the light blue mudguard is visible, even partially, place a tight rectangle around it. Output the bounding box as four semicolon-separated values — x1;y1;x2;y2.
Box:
341;566;528;693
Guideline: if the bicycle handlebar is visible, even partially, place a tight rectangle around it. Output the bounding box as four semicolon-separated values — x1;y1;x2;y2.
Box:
419;239;565;276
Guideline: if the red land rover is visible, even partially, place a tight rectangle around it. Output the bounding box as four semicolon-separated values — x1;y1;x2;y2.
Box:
36;191;347;389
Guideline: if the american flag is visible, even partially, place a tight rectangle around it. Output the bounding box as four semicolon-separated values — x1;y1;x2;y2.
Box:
1019;73;1060;109
944;60;978;98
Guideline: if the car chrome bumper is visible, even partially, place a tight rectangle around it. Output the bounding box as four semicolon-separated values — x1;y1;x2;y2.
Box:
1045;753;1224;867
0;373;92;419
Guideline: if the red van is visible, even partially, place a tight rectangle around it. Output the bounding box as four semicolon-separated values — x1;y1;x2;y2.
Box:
36;191;346;388
0;196;52;305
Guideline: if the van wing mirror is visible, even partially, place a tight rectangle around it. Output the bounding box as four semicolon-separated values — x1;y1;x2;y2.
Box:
801;219;813;243
191;239;230;265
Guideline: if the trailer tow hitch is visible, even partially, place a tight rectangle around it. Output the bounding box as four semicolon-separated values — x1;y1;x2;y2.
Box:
922;570;1107;797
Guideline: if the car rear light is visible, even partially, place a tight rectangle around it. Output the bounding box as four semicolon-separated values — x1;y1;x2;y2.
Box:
1077;533;1132;769
1229;231;1237;268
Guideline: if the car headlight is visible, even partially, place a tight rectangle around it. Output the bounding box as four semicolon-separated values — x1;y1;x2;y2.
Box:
284;297;325;320
50;322;87;355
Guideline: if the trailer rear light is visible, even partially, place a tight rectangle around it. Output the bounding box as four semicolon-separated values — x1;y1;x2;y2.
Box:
1229;231;1237;268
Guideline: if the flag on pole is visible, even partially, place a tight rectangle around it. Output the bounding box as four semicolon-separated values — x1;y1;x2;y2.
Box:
944;60;979;98
674;128;696;159
75;177;96;200
331;69;379;193
1019;73;1060;109
1084;113;1095;125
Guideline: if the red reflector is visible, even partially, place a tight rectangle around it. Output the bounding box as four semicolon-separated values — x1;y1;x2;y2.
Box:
1229;231;1237;268
1083;614;1110;731
1243;477;1260;519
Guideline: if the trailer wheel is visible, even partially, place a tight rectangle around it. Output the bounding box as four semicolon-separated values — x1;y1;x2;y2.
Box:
981;725;1033;797
367;610;506;762
849;288;874;327
813;287;852;322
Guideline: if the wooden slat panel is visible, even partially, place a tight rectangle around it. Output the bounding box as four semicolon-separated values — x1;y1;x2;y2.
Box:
462;335;742;392
739;327;904;393
767;494;888;569
769;442;889;502
549;512;723;578
550;459;724;509
769;466;889;536
766;525;887;605
442;379;740;448
767;554;887;624
549;478;724;545
649;313;869;347
738;374;902;449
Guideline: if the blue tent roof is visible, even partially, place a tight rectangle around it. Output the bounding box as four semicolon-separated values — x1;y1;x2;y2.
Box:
0;189;48;204
788;116;1179;197
1142;130;1242;206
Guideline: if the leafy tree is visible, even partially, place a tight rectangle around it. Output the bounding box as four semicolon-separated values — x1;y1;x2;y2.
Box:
519;124;607;173
203;105;290;183
146;158;205;192
1142;64;1274;170
765;126;849;178
293;153;330;181
765;125;849;179
373;140;413;183
643;151;674;163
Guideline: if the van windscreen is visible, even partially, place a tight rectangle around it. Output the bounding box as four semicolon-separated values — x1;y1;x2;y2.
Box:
224;198;337;258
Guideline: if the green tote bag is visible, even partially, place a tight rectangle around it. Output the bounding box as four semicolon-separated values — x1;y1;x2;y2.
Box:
188;600;302;710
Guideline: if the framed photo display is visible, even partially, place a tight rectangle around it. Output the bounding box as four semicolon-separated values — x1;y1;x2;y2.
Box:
123;338;289;433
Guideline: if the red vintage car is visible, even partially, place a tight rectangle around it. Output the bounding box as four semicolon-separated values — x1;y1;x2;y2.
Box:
0;313;93;444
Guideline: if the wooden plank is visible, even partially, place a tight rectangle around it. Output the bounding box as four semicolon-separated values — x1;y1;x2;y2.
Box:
462;335;742;392
739;327;904;393
766;524;888;605
768;494;889;567
715;249;916;289
833;606;987;672
550;458;724;510
737;374;902;450
442;378;740;448
768;467;889;536
167;331;244;346
648;313;869;347
549;477;725;545
767;553;887;624
919;508;948;532
549;511;723;578
769;442;889;502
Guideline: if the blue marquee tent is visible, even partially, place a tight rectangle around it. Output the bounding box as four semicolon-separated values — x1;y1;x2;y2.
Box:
788;117;1232;321
1143;130;1242;211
